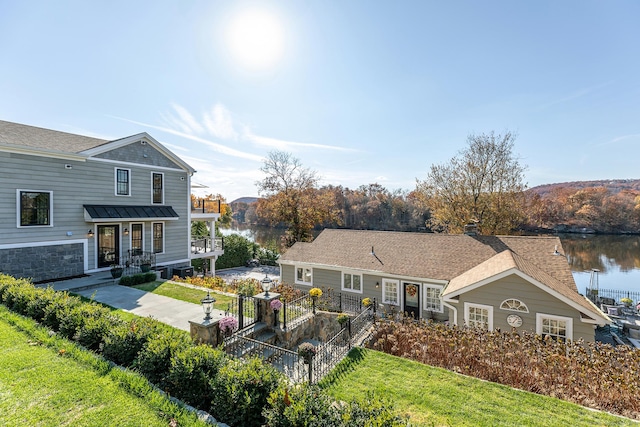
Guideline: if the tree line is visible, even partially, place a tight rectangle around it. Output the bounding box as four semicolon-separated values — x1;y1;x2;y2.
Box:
226;131;640;248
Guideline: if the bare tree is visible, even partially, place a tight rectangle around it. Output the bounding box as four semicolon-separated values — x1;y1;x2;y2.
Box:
256;151;340;247
415;131;527;234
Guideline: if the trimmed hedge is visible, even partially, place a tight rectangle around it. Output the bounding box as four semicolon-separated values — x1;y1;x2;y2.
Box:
119;272;157;287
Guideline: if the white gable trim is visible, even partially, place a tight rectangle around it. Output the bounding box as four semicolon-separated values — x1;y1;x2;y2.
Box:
81;133;195;174
443;268;608;326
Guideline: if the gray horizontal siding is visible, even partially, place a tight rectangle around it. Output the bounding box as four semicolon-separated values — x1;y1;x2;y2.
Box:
449;274;595;341
0;148;190;271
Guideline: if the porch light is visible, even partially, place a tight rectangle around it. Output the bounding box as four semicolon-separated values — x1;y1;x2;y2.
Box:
201;290;216;321
262;274;273;297
87;229;94;238
123;228;129;235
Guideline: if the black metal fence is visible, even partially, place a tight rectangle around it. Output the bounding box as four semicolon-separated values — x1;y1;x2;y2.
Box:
282;294;312;330
225;295;258;330
586;288;640;306
119;250;156;277
316;289;365;314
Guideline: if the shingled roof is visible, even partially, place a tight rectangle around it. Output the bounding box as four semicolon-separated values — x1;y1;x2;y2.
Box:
0;120;109;153
280;229;575;286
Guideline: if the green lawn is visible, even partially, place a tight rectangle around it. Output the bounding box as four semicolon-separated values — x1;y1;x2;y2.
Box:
0;306;207;427
321;348;637;427
133;281;235;311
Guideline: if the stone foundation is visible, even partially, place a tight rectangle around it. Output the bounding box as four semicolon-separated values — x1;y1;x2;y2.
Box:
0;243;84;283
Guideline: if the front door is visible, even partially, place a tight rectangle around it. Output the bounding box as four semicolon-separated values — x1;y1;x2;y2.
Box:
97;225;120;268
403;282;420;319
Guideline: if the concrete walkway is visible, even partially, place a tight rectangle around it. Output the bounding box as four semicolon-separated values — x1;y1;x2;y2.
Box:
34;266;279;332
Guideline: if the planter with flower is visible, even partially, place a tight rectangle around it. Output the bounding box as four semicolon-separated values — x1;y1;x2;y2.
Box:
362;297;372;307
218;316;238;337
336;313;350;329
297;342;317;364
270;299;283;326
621;297;633;307
309;288;322;314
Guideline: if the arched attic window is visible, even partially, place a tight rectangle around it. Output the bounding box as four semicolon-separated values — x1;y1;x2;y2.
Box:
500;298;529;313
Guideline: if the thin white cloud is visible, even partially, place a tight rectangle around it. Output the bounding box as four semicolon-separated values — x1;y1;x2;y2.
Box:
170;103;204;134
536;81;613;111
203;103;238;140
111;116;263;162
597;133;640;147
243;128;355;152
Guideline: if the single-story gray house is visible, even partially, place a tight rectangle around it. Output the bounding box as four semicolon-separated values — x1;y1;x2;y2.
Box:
278;228;609;342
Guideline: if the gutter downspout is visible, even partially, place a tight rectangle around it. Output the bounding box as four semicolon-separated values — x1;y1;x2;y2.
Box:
443;300;458;326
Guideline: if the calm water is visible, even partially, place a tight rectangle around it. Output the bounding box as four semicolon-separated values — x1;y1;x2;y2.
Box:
220;225;640;294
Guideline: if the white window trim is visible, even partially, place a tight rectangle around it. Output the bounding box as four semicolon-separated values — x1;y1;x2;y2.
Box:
152;222;165;254
115;167;131;197
16;189;54;228
294;266;313;286
423;284;444;313
341;271;363;294
464;302;494;330
500;298;529;313
151;172;164;205
381;279;400;306
536;313;573;341
129;222;144;252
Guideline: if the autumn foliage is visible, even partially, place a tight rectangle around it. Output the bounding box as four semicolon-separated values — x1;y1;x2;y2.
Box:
369;319;640;420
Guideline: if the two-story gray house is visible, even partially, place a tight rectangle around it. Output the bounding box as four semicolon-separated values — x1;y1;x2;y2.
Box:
0;120;223;283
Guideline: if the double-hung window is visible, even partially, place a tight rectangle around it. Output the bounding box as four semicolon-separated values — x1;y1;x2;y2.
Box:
382;279;399;305
464;302;493;330
342;271;362;293
115;168;131;196
423;285;443;312
152;222;164;254
152;172;164;204
18;190;52;227
295;266;312;285
131;223;143;253
537;313;572;342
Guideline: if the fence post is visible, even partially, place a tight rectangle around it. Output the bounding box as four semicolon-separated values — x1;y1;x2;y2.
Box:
238;296;244;329
339;293;343;312
348;318;352;349
283;301;287;330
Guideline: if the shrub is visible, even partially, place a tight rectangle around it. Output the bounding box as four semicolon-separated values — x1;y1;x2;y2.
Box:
102;317;164;367
2;282;37;315
273;283;304;302
134;329;192;387
263;384;341;426
26;286;57;321
42;292;83;331
166;345;229;411
215;233;256;269
236;278;260;296
76;313;124;352
58;302;112;342
119;272;157;287
210;357;283;427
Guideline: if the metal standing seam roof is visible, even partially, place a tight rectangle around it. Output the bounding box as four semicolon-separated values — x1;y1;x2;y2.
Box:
84;205;179;220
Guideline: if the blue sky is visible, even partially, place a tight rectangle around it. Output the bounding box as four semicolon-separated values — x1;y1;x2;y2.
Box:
1;1;639;201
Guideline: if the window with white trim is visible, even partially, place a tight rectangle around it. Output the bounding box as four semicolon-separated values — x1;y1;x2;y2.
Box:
295;266;312;285
464;302;493;330
152;172;164;204
382;279;399;305
115;168;131;196
152;222;164;254
423;285;443;312
536;313;573;342
342;272;362;293
130;223;143;254
500;298;529;313
18;190;52;227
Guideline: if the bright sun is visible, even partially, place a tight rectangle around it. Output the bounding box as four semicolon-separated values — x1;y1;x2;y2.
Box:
226;8;285;69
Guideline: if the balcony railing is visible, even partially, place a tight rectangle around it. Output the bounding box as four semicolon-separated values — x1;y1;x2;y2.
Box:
191;198;221;214
191;236;224;254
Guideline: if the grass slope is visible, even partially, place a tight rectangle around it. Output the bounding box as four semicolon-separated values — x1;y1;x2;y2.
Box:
321;348;637;427
0;306;207;427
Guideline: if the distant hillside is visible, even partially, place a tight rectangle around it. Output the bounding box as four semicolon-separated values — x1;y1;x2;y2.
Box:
528;179;640;197
230;197;259;204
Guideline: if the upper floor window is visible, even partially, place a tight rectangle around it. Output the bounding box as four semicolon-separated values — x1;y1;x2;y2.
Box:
342;271;362;293
424;285;443;312
500;298;529;313
115;168;131;196
152;172;164;204
382;279;399;305
18;190;52;227
295;266;312;285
